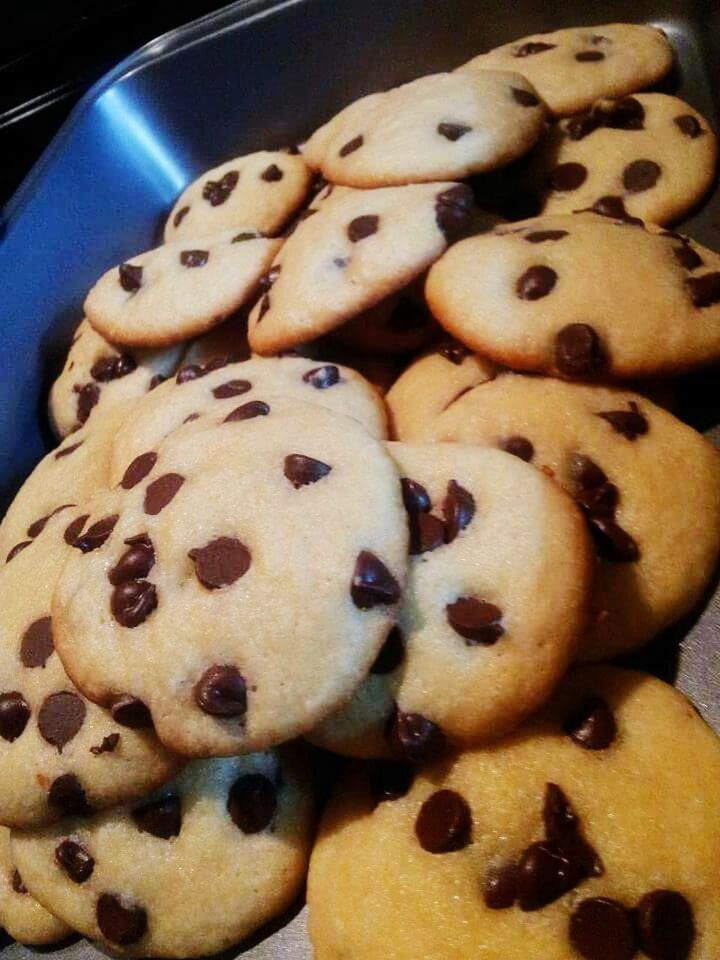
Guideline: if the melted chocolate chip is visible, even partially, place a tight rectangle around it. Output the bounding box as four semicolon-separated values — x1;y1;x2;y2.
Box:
370;627;405;675
576;50;605;61
0;692;30;741
20;616;54;668
179;249;209;268
284;454;332;489
233;230;262;242
515;41;556;56
567;97;645;141
119;262;143;292
212;379;252;399
587;517;639;562
111;579;158;627
673;244;703;271
48;774;91;815
516;265;557;300
575;481;619;518
90;732;120;755
687;272;720;307
570;898;636;960
517;841;575;910
75;383;100;424
442;479;475;543
55;440;83;460
564;697;617;750
409;512;446;555
435;184;474;240
437;339;470;364
189;537;251;589
446;597;504;645
369;760;414;805
132;795;182;839
144;473;184;515
500;435;534;461
483;862;518;909
195;665;247;717
38;692;86;751
437;121;472;140
261;163;283;182
385;708;445;763
96;894;147;945
555;323;606;378
72;514;118;552
339;135;364;156
91;354;136;382
623;159;661;193
303;365;340;389
636;890;695;960
512;87;540;107
570;454;608;490
549;162;587;191
55;840;95;884
11;870;27;894
597;401;648;440
587;195;643;225
674;114;702;138
351;551;400;609
415;789;472;853
173;205;190;227
64;514;89;546
121;451;158;490
347;214;379;242
6;541;31;562
525;230;568;243
176;364;202;384
228;774;277;833
110;695;153;728
223;400;270;422
202;170;239;206
401;478;431;515
108;535;155;585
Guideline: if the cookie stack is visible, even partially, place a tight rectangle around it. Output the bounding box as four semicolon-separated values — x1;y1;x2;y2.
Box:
1;19;720;960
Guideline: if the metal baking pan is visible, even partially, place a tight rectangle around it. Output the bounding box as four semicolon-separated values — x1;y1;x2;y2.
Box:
1;0;719;956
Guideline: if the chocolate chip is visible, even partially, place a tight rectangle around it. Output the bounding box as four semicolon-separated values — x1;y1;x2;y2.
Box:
189;537;251;589
549;162;587;191
442;480;476;544
597;401;648;440
437;122;472;140
96;893;147;946
565;697;617;750
261;163;284;182
195;665;247;717
110;695;153;728
144;473;184;515
587;517;639;562
566;112;604;140
386;707;445;763
586;195;643;225
623;159;661;193
446;597;504;645
369;760;414;805
233;230;262;242
576;50;604;61
6;541;31;562
11;870;27;895
512;87;540;107
370;627;405;675
515;41;556;56
228;774;277;833
64;514;89;546
570;454;607;490
55;440;83;460
284;454;332;489
119;263;143;292
516;841;574;910
19;616;54;668
339;135;364;156
212;379;251;399
0;692;30;741
91;354;137;382
111;579;158;627
437;339;470;364
483;862;518;909
121;451;158;490
525;230;568;243
179;249;209;268
223;400;270;422
500;436;534;461
636;890;694;960
516;265;557;300
348;214;379;243
570;898;636;960
183;413;200;423
176;364;202;384
48;774;91;815
415;789;471;853
38;692;86;751
202;169;239;206
351;551;400;609
55;840;95;884
673;244;703;271
108;535;155;585
435;184;474;240
543;782;603;881
409;512;446;555
674;114;702;138
400;478;431;516
90;733;120;755
555;323;605;378
73;514;119;553
75;383;100;424
687;272;720;307
575;481;619;518
605;97;645;130
132;795;182;839
173;205;190;227
148;374;165;391
302;365;340;389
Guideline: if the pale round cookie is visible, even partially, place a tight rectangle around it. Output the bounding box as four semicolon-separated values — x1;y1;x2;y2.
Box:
108;356;388;484
310;442;592;759
164;150;313;242
49;319;184;438
85;230;282;348
248;181;475;355
11;748;314;958
385;344;497;439
302;71;546;187
0;827;72;945
531;93;717;226
411;373;720;660
308;667;720;960
457;23;673;117
53;400;408;757
0;509;181;829
332;286;441;356
425;213;720;379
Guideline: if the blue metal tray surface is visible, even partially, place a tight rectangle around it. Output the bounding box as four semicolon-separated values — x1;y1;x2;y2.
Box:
2;1;720;957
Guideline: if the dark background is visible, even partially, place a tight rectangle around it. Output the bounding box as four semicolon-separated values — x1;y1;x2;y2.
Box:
0;0;235;205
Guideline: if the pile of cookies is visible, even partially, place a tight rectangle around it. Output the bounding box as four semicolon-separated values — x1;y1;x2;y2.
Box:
2;19;720;960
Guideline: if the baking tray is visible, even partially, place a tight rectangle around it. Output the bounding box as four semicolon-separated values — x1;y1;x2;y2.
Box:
2;0;720;956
